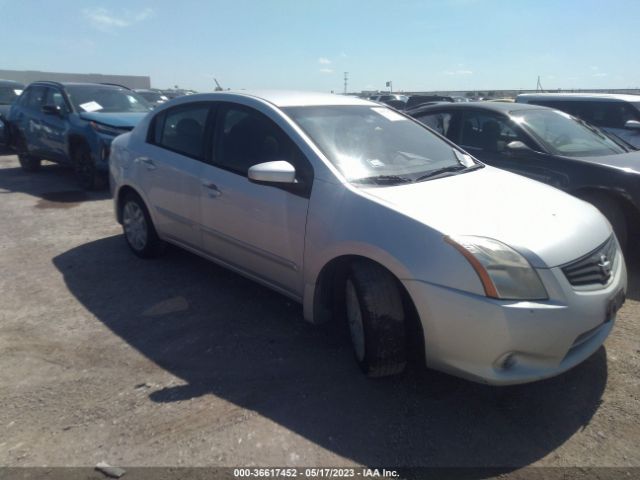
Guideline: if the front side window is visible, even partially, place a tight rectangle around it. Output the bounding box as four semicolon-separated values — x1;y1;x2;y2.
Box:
459;111;524;152
65;85;152;113
284;105;476;183
25;86;47;110
416;112;453;136
214;105;303;177
153;104;210;159
513;109;626;157
45;89;69;113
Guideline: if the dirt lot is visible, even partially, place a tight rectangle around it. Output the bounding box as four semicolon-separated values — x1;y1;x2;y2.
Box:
1;152;639;473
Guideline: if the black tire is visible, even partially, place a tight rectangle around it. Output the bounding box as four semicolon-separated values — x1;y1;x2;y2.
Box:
18;153;41;172
120;193;165;258
73;143;106;190
580;192;628;250
345;261;407;377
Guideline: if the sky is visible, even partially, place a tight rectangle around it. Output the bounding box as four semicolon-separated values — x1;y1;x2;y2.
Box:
1;0;639;93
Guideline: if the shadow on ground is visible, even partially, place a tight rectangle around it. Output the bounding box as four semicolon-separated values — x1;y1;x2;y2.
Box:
53;235;614;472
0;156;110;203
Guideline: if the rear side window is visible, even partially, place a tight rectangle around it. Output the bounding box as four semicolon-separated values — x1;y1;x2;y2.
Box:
415;112;454;136
150;104;211;160
24;86;47;110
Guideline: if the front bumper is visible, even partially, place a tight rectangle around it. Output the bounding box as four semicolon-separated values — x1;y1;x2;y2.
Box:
403;251;627;385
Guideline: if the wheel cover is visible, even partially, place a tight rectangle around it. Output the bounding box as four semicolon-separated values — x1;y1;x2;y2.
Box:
123;201;148;251
345;279;366;362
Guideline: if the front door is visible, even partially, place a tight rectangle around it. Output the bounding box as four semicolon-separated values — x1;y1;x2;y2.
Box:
199;103;312;297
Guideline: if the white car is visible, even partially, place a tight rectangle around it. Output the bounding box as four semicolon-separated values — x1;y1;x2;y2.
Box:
109;91;627;385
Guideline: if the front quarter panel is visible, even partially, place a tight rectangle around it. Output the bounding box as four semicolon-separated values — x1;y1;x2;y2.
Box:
302;180;486;322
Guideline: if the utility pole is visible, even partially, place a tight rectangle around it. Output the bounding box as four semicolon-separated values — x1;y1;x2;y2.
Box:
344;72;348;94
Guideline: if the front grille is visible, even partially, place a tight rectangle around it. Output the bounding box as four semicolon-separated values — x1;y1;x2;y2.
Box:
562;236;617;287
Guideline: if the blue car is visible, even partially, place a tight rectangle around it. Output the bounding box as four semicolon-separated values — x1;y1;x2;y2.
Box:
0;79;24;147
8;81;152;189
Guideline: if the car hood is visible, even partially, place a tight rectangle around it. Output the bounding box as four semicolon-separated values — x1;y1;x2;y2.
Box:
78;112;148;129
567;150;640;174
359;166;611;268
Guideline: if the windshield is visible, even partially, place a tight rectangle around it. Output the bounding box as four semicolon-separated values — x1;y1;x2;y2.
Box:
65;85;152;113
513;109;626;157
137;91;167;103
0;86;23;105
284;105;476;183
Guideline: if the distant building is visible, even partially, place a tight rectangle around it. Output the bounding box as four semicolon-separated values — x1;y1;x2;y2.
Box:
0;69;151;89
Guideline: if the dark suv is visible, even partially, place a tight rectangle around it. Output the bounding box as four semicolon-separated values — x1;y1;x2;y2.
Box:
8;81;152;189
0;79;24;147
516;93;640;149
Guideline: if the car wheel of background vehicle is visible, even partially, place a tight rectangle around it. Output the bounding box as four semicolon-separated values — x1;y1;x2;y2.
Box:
345;261;407;377
73;144;106;190
18;154;41;172
580;192;628;251
121;193;165;258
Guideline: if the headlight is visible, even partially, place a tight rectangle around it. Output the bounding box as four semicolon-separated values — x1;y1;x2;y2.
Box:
445;235;548;300
91;121;125;136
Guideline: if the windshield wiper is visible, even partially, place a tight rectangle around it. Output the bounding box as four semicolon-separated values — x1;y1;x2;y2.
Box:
414;163;482;182
350;175;413;185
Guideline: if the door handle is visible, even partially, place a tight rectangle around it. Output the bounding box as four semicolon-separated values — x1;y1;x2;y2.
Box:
139;157;157;170
202;182;221;198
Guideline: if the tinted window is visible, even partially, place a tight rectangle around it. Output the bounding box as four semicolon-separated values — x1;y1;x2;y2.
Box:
460;111;525;152
215;105;303;177
416;112;453;136
154;104;210;159
0;85;23;105
25;86;47;110
45;88;69;113
531;100;640;129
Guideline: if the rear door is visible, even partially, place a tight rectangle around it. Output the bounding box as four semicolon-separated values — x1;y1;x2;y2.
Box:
136;102;212;249
13;85;48;156
199;102;312;297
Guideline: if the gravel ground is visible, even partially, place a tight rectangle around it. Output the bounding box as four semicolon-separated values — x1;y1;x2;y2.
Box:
0;152;638;473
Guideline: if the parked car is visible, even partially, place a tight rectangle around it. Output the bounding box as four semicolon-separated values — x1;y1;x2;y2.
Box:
0;79;24;147
134;89;169;107
516;93;640;149
368;93;408;103
110;91;626;385
405;95;454;110
407;102;640;249
8;81;152;189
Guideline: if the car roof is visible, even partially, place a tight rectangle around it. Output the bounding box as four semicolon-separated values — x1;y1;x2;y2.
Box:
517;92;640;103
407;101;545;115
219;90;375;107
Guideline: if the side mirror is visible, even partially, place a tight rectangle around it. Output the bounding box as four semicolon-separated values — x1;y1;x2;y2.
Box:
506;140;531;151
248;161;296;184
42;104;63;116
624;120;640;131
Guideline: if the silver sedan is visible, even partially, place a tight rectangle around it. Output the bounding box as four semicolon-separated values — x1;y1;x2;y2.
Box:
109;91;627;385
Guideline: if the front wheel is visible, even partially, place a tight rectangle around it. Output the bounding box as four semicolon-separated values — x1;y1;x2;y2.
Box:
121;193;165;258
73;144;106;190
345;261;407;377
18;154;41;172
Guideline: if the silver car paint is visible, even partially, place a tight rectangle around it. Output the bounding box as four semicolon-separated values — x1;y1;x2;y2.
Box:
110;91;627;385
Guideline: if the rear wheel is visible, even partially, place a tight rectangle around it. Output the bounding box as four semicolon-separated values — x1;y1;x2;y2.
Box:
73;144;106;190
18;154;41;172
345;261;407;377
121;193;165;258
